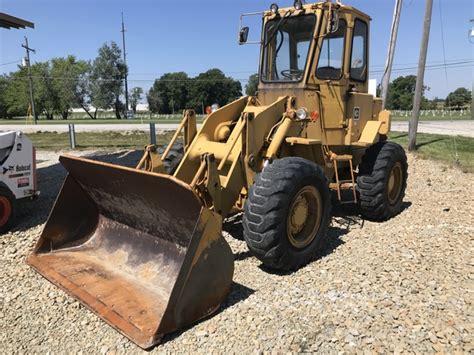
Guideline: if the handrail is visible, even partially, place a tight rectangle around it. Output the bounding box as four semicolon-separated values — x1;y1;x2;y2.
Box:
190;158;207;188
217;117;247;171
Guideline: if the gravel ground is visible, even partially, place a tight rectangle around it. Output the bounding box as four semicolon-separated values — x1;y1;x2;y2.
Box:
390;120;474;138
1;148;472;353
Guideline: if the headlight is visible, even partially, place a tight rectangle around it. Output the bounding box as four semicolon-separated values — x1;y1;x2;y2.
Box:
296;108;308;120
270;3;279;14
294;0;303;11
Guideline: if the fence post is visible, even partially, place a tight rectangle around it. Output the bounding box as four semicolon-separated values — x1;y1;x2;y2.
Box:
68;124;76;149
149;123;156;145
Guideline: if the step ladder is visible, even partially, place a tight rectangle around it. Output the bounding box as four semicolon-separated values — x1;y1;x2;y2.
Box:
329;153;357;204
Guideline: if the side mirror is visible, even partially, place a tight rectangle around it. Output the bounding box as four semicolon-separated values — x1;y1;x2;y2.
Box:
239;26;249;44
328;10;339;33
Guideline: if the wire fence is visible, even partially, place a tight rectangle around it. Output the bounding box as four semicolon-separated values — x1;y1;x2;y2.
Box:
68;112;203;120
391;109;472;119
4;109;471;122
67;109;474;120
2;112;205;121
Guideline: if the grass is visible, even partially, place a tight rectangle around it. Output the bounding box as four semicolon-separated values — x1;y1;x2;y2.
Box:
0;115;204;125
29;131;174;151
0;118;189;125
389;132;474;173
0;119;183;125
28;130;473;173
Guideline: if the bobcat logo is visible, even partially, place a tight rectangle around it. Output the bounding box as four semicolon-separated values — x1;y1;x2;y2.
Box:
16;164;31;172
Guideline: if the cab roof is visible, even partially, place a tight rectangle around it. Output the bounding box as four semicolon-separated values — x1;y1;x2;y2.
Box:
264;1;371;22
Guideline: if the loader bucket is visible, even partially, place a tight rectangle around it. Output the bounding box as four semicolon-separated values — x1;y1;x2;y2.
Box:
27;155;234;349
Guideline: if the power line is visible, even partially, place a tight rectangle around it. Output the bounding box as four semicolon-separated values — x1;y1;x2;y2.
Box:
4;60;470;82
122;58;472;76
3;58;471;85
4;55;469;76
371;60;473;74
371;58;473;68
0;59;22;67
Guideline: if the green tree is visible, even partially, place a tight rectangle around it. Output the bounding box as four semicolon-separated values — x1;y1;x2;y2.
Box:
4;62;57;120
3;67;30;118
386;75;429;110
446;87;471;109
245;73;259;96
147;72;189;114
51;56;90;119
146;87;164;114
129;87;143;113
0;75;13;119
72;61;96;119
147;69;242;114
187;69;242;112
1;58;92;120
90;42;127;119
33;61;57;120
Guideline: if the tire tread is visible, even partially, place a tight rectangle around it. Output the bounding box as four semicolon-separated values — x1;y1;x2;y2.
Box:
243;157;331;271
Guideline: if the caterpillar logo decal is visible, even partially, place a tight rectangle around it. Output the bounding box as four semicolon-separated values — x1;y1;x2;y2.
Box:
354;107;360;120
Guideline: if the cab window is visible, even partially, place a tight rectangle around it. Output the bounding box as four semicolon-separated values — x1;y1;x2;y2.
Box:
350;19;368;81
316;19;347;80
261;15;316;82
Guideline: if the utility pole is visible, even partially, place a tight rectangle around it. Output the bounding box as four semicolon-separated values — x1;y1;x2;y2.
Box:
21;36;37;124
409;0;433;151
380;0;403;109
121;12;129;112
470;19;474;118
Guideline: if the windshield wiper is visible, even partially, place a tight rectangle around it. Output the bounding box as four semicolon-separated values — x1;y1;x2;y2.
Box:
264;10;292;48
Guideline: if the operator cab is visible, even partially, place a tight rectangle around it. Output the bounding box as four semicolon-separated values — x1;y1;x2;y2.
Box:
239;1;377;147
239;1;370;93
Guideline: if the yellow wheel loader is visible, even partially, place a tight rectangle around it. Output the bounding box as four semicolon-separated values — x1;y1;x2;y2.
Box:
28;1;408;349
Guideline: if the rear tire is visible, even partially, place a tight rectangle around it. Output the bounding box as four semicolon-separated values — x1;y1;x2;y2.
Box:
356;141;408;221
0;185;16;234
243;157;331;271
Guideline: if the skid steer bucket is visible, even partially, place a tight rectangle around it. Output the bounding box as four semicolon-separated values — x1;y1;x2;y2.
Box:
27;155;234;349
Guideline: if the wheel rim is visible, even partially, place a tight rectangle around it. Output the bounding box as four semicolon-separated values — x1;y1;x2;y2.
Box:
387;162;403;205
0;196;11;226
287;186;323;249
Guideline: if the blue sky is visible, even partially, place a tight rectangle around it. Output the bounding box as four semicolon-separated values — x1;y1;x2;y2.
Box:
1;0;472;99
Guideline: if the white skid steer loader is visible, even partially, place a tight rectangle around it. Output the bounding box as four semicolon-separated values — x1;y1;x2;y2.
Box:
0;131;38;233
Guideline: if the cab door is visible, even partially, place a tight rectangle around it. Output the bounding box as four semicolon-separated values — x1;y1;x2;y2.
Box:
313;14;350;144
346;18;374;142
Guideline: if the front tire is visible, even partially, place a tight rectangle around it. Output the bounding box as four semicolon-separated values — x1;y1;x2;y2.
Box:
356;141;408;221
0;185;16;234
163;141;184;174
243;157;331;271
